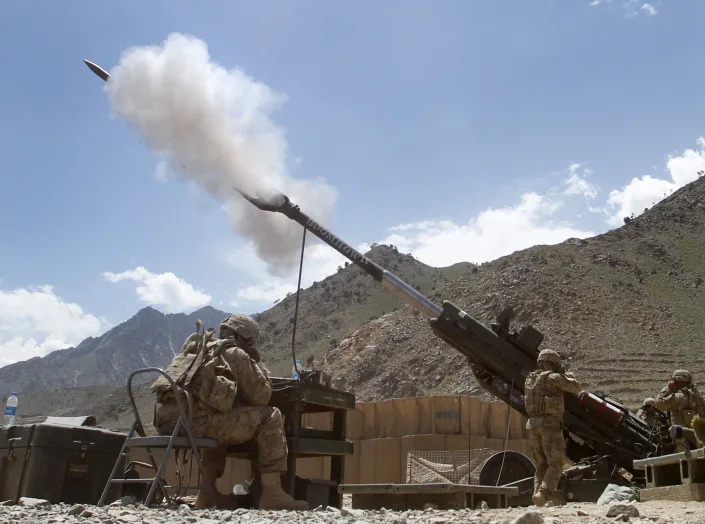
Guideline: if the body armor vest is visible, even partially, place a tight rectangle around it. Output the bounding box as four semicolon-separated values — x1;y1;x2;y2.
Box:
525;370;565;419
151;328;238;413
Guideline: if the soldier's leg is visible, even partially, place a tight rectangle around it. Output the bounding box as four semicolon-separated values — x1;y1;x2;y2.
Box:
529;430;547;495
194;446;227;509
193;406;306;510
541;428;566;503
193;406;287;471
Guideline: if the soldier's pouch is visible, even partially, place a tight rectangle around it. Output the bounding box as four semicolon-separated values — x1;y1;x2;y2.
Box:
543;396;564;417
197;359;237;413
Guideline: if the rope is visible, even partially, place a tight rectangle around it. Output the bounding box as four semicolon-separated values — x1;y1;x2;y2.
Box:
291;228;306;374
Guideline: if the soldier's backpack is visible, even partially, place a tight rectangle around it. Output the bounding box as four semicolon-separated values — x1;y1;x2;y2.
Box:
151;322;238;413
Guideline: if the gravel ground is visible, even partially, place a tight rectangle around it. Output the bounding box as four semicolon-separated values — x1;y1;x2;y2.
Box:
3;499;705;524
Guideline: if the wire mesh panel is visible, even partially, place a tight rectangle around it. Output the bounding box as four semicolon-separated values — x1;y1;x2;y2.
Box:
406;448;499;485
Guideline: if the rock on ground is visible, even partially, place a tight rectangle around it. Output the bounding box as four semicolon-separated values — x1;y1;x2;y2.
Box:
0;500;704;524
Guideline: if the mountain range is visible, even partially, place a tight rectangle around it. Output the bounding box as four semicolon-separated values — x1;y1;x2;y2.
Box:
7;174;705;427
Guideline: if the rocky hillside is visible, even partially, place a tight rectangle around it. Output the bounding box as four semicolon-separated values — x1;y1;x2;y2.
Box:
0;305;227;395
255;245;473;376
318;176;705;408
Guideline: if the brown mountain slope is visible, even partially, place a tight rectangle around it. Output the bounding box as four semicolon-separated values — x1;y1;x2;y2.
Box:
254;245;472;376
319;176;705;408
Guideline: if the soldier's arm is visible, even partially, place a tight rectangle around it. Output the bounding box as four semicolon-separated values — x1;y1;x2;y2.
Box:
655;391;689;411
223;347;273;406
550;373;582;395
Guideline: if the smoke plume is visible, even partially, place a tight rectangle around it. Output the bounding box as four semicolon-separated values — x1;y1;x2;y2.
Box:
105;33;337;274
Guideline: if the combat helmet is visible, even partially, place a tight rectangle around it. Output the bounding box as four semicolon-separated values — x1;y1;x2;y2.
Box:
536;349;561;365
220;313;260;343
672;369;692;384
642;397;656;408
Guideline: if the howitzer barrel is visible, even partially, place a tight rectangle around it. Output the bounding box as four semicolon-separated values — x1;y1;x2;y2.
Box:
240;191;442;318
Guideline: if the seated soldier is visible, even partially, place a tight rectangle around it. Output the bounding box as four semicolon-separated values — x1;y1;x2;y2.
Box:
152;313;308;510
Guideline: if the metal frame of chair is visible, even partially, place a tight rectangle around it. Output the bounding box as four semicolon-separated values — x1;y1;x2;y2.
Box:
97;367;219;507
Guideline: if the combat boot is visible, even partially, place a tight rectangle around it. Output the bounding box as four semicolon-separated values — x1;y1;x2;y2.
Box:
546;491;565;507
195;448;226;508
259;472;309;511
194;487;216;509
532;488;548;507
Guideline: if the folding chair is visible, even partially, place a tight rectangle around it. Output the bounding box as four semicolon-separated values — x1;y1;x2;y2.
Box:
98;367;218;507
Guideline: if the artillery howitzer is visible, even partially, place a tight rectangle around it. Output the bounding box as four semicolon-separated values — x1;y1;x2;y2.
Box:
81;57;673;490
239;191;675;483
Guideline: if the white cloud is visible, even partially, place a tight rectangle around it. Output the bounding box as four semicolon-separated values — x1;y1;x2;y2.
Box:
590;0;660;16
640;3;657;15
606;138;705;225
378;192;595;267
564;163;598;199
0;286;105;367
103;267;211;313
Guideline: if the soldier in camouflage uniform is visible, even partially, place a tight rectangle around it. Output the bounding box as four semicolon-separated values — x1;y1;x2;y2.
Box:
636;398;659;429
524;349;581;507
153;314;308;510
655;369;705;451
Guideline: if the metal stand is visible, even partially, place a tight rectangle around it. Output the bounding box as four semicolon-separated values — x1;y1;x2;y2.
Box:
97;368;219;507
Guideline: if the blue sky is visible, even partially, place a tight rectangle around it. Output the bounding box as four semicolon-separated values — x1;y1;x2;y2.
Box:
1;0;705;365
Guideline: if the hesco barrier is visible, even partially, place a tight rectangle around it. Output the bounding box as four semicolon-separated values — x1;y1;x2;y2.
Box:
159;395;531;489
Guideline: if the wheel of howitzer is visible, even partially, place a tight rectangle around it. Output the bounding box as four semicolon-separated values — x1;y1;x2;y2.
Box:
478;451;536;487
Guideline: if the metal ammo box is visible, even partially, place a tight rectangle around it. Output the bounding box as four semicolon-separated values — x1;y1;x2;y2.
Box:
0;423;126;504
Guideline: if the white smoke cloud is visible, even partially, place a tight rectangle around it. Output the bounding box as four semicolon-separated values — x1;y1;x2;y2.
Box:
103;266;211;312
105;33;337;275
0;286;105;366
606;138;705;225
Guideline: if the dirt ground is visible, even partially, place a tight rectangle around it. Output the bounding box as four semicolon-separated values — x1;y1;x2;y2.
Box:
476;500;705;523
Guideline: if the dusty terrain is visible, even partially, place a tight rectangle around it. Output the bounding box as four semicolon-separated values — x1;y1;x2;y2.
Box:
3;500;705;524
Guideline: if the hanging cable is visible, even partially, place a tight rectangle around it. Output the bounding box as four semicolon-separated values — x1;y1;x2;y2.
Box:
495;379;514;486
291;227;307;374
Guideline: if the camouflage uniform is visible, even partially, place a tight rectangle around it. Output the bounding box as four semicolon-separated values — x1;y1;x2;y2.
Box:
655;370;705;452
636;398;659;429
524;349;581;506
152;314;307;510
154;342;287;473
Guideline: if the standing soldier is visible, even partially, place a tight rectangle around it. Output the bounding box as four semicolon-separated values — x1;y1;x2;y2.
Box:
655;370;705;451
636;398;659;429
152;313;308;510
524;349;582;507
